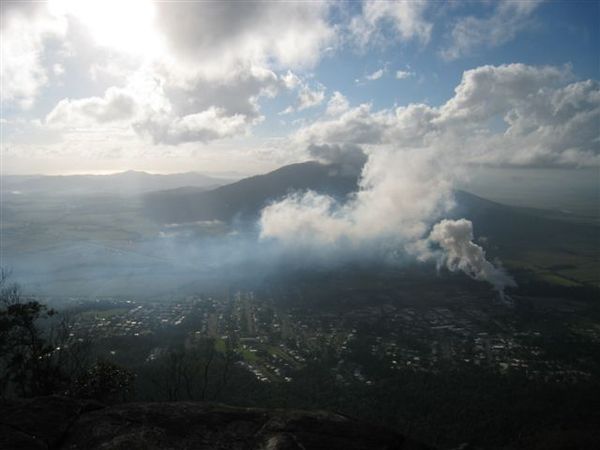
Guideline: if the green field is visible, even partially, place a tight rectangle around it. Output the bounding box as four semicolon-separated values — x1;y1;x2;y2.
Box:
504;247;599;288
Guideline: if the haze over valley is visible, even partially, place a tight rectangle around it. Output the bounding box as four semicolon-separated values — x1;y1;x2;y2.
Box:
2;163;598;298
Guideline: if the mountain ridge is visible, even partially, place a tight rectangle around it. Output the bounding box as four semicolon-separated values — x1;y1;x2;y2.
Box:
2;171;233;195
142;161;359;223
141;160;597;236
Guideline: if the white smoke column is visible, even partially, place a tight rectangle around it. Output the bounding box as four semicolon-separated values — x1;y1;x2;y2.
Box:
260;147;456;249
260;191;351;246
259;148;514;294
425;218;516;296
259;151;516;294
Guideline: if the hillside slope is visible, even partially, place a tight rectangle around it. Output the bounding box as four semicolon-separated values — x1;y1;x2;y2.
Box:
141;162;599;287
142;161;358;223
142;162;598;250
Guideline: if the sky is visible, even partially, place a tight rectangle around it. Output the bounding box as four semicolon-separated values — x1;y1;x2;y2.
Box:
0;0;598;176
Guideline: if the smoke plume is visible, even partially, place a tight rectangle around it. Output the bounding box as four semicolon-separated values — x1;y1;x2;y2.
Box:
423;219;516;294
260;147;514;295
260;148;454;247
307;143;368;176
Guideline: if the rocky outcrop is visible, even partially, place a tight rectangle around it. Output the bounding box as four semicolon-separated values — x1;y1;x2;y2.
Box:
0;396;431;449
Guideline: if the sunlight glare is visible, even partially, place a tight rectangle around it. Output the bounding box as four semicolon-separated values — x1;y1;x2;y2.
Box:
48;0;162;57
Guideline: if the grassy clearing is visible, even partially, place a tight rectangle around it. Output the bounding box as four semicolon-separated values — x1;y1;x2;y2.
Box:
504;247;599;288
537;273;581;287
240;347;258;363
214;338;227;353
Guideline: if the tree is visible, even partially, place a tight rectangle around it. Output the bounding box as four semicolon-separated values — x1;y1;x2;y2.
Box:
69;360;135;403
147;336;237;402
0;269;133;401
0;269;61;397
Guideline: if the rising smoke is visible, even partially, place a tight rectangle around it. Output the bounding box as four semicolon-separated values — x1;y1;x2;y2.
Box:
307;143;368;176
423;219;516;295
259;144;515;296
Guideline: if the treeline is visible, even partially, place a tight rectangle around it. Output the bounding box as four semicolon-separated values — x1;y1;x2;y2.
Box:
0;270;248;405
0;270;133;402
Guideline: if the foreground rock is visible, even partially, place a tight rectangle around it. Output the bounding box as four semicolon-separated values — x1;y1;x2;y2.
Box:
0;396;431;449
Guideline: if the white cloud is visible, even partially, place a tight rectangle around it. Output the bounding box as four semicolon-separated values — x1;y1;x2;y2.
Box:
295;103;390;145
278;106;296;116
441;0;544;60
89;58;138;83
134;107;249;145
295;64;597;167
45;63;288;144
297;85;326;111
395;70;414;79
38;2;337;146
438;63;566;122
282;71;302;90
158;65;281;122
126;67;280;144
326;92;350;116
155;1;335;74
278;76;327;116
0;3;67;109
366;68;385;81
52;64;65;77
350;0;432;48
46;87;136;127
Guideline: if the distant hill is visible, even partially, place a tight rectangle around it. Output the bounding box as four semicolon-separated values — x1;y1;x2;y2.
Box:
142;161;358;223
141;161;599;287
142;160;598;240
450;190;598;251
2;170;232;195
